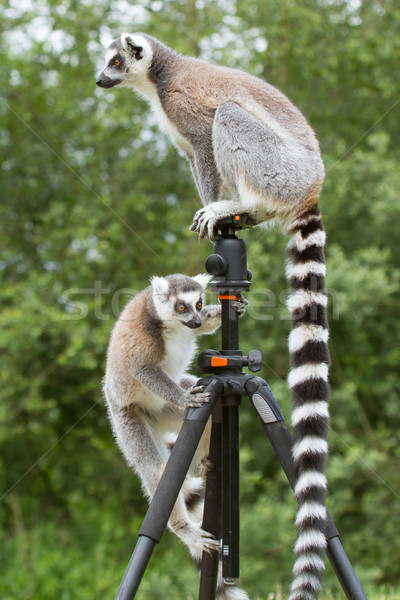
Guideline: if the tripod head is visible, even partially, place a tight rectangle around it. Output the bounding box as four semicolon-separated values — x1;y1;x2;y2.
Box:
198;214;256;374
205;215;254;294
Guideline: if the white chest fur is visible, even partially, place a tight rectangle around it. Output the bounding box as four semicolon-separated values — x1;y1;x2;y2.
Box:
133;79;194;158
160;325;197;382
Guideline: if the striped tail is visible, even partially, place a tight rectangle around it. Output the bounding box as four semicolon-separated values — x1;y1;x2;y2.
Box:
285;205;330;600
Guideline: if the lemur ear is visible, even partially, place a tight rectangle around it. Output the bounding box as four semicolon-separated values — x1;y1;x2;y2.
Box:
121;33;144;60
151;276;169;301
192;274;212;291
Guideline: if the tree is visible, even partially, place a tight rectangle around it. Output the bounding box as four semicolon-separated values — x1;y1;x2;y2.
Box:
1;0;399;597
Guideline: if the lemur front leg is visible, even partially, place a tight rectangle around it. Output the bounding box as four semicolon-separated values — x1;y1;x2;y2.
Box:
198;304;221;333
198;300;248;334
132;365;211;408
189;140;244;242
189;136;222;207
189;133;246;241
192;102;282;241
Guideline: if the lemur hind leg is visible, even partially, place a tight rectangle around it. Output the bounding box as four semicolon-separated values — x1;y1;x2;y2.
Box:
192;101;324;240
108;403;219;554
178;374;212;478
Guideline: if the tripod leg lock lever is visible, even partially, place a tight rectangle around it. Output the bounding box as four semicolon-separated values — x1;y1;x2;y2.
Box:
245;377;284;424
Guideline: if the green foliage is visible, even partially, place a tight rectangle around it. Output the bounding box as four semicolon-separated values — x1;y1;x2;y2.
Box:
1;0;400;597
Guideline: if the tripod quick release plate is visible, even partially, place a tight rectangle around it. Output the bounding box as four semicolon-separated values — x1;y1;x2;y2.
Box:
214;214;256;234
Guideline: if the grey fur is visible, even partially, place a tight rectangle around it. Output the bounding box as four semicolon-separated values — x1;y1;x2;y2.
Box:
213;102;322;204
97;35;329;600
103;273;249;600
97;33;324;239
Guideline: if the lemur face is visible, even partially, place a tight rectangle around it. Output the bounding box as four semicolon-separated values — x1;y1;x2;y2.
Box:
96;33;152;89
151;274;211;329
173;292;203;329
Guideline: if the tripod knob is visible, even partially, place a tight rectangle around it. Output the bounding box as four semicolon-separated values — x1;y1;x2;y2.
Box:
205;254;229;276
247;350;262;373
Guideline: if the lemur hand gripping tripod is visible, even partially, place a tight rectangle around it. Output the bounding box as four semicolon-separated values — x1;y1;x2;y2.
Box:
115;217;367;600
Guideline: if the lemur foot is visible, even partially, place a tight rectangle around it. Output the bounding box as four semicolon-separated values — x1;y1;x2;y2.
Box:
184;384;211;408
190;205;220;241
191;456;214;477
173;520;220;554
200;457;214;475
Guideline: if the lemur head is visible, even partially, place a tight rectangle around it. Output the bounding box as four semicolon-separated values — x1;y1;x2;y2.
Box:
96;33;153;89
151;274;211;329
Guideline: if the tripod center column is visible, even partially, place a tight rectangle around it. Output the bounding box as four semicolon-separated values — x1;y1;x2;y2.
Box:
202;224;252;585
206;233;251;353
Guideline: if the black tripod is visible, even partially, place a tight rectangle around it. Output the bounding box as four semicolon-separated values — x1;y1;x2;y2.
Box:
114;216;367;600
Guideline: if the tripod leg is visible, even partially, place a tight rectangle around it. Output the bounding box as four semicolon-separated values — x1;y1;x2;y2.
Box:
115;379;223;600
327;537;368;600
221;402;240;581
245;376;367;600
198;403;223;600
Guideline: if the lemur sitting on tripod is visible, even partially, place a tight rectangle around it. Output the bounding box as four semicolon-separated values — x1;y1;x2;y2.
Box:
103;274;248;600
98;34;330;600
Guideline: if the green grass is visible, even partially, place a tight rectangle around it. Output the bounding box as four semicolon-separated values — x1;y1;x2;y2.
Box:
1;519;399;600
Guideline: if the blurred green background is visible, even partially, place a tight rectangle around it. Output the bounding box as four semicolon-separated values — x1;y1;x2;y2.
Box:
1;0;400;598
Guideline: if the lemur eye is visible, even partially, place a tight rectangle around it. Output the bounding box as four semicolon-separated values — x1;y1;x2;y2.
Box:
114;59;121;67
177;304;186;312
196;302;203;311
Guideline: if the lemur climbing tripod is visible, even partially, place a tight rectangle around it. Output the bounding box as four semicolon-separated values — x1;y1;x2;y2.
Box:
114;216;367;600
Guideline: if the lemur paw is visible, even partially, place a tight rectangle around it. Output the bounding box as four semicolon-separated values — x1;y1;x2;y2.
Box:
174;520;220;554
231;294;249;316
190;206;219;242
184;384;211;408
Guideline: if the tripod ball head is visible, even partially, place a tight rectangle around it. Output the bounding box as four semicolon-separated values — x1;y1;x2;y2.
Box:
206;235;252;293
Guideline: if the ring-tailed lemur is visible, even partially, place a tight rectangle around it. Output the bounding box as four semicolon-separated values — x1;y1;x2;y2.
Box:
103;274;249;600
97;34;330;600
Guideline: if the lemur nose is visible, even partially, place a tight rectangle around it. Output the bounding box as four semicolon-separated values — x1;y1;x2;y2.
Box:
96;78;103;86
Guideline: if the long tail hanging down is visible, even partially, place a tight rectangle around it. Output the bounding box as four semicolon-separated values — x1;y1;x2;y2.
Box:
285;205;330;600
